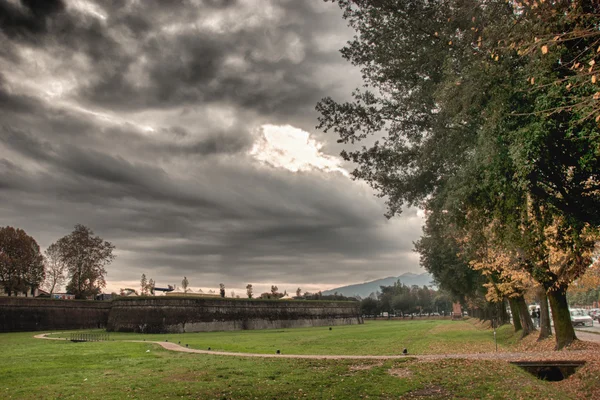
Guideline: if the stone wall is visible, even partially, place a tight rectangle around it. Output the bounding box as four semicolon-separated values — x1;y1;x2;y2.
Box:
0;297;111;332
107;297;363;333
0;297;362;333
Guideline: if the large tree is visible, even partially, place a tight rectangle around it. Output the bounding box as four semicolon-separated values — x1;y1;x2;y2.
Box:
507;0;600;123
0;226;45;296
43;242;67;294
56;224;115;299
319;0;600;349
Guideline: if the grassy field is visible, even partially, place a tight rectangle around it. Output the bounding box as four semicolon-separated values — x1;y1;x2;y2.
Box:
0;319;592;399
51;319;518;355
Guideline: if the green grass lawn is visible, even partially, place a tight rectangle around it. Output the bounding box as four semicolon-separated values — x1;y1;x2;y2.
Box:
51;319;516;355
0;320;579;399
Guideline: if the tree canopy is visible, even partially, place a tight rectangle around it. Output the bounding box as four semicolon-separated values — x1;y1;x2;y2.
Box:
56;224;115;299
319;0;600;349
0;226;45;296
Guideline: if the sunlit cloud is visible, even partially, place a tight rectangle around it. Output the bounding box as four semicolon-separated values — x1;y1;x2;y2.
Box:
66;0;108;21
250;124;348;176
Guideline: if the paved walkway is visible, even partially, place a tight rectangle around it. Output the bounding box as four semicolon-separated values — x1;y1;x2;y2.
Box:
34;333;594;362
574;330;600;343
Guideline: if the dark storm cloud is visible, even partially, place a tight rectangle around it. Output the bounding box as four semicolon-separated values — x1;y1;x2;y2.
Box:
0;0;424;291
1;0;353;123
0;0;65;39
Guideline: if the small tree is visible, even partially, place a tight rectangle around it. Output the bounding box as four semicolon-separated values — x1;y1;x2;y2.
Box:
43;243;67;294
140;274;148;295
148;279;155;295
246;284;253;299
296;287;301;297
181;276;189;293
219;283;225;298
271;285;278;296
230;290;235;298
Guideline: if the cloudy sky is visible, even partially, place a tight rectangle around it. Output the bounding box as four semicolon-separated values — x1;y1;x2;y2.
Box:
0;0;425;295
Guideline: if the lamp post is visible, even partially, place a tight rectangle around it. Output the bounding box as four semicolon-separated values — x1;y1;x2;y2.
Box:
493;319;497;352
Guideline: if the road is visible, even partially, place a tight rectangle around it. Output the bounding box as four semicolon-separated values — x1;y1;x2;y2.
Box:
576;324;600;342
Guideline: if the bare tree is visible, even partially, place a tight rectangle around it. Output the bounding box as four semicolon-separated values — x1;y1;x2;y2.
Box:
148;278;155;295
43;243;67;294
246;284;253;298
296;287;301;297
219;283;225;298
140;274;148;295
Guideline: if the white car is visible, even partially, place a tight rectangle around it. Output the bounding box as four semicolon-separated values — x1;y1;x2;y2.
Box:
570;309;594;327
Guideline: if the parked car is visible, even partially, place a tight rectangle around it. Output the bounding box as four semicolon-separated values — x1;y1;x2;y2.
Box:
570;309;594;327
586;309;600;322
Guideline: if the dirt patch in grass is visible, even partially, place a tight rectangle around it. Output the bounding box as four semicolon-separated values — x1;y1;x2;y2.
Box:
387;367;412;378
403;385;450;398
512;334;600;353
349;361;383;371
463;318;493;330
163;370;208;382
427;322;474;335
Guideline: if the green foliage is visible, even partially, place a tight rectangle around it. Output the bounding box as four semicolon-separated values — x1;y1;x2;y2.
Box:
320;0;600;350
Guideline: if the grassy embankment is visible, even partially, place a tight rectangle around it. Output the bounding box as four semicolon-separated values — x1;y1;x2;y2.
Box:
0;319;592;399
53;318;518;355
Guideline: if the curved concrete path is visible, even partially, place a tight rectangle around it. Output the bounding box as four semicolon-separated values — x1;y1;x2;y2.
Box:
34;333;594;362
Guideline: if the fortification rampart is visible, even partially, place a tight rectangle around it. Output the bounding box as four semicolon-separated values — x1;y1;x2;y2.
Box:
107;297;363;333
0;297;111;332
0;297;362;333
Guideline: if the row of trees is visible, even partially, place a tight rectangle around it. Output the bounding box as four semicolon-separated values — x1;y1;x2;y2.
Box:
320;0;600;349
360;282;452;317
0;224;115;299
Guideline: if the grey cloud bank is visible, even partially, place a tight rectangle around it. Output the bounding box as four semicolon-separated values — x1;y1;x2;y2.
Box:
0;0;424;294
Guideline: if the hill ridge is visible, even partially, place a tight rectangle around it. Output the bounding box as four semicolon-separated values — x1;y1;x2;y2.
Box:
322;272;434;298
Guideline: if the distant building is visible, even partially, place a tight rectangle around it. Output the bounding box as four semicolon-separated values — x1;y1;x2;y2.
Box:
166;291;219;298
0;284;45;298
51;293;76;300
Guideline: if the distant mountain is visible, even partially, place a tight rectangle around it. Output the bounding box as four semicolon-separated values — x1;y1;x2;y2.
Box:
322;273;435;299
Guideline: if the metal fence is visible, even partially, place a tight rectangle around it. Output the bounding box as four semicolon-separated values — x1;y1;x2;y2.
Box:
69;333;109;342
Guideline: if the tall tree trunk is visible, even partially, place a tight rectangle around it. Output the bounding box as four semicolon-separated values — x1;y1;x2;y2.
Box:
516;295;535;338
548;285;577;350
485;305;493;322
537;286;552;341
509;298;522;332
497;300;508;325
